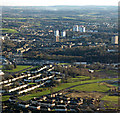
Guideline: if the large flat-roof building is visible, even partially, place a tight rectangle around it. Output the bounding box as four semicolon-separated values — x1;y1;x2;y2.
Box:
111;36;118;44
79;25;86;32
54;30;59;37
73;25;86;32
61;31;66;37
54;30;60;42
73;25;79;31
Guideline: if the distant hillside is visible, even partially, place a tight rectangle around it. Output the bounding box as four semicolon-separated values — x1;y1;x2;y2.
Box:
2;5;118;11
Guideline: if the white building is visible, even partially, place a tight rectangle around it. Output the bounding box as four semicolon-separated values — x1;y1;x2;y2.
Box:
73;25;86;32
54;30;59;36
0;70;4;76
73;25;79;31
61;31;66;37
1;36;5;40
111;36;118;44
78;26;86;32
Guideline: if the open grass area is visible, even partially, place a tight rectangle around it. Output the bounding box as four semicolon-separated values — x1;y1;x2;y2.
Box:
3;18;34;20
28;83;37;85
19;90;51;101
70;83;110;92
41;18;58;20
78;15;84;17
101;95;119;109
27;66;39;71
67;76;90;82
63;17;76;19
53;78;119;92
0;65;2;68
58;63;70;65
96;69;118;75
18;77;119;101
2;95;10;102
105;70;118;75
101;95;118;102
72;76;90;79
1;28;18;33
4;65;32;73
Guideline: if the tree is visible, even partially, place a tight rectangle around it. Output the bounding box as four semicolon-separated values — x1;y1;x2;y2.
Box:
13;62;17;68
3;64;14;70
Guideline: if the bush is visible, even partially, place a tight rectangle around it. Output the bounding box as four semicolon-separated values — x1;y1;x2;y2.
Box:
3;64;14;70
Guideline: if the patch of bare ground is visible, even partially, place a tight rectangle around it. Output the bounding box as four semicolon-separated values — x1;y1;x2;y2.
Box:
65;91;106;99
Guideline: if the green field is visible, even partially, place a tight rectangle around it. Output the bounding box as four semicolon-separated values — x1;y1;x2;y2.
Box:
78;15;84;17
58;63;70;65
1;28;18;33
41;18;58;20
18;77;119;101
68;76;90;82
2;95;10;101
96;69;117;75
19;90;51;101
53;78;113;92
3;18;34;20
63;17;76;19
71;83;110;92
101;95;119;109
101;95;118;102
52;77;119;93
28;83;37;85
0;65;2;68
27;66;39;71
4;65;32;72
105;70;118;75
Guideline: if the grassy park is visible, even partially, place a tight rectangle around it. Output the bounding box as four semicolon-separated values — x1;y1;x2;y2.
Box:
2;28;19;33
58;63;70;65
19;90;51;101
18;77;119;101
3;18;34;20
4;65;32;73
101;95;119;109
67;76;90;82
0;65;3;69
71;83;110;92
101;95;118;102
2;95;10;102
63;17;76;19
96;69;118;75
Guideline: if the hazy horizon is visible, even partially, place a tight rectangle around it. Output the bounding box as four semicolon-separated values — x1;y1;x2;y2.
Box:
1;5;118;7
1;0;119;6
